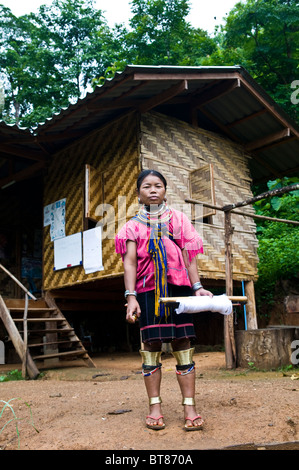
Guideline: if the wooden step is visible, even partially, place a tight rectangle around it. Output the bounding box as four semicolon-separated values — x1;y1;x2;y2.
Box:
12;318;66;322
2;293;96;371
15;328;75;334
8;307;57;313
32;350;87;360
28;340;80;348
5;299;48;309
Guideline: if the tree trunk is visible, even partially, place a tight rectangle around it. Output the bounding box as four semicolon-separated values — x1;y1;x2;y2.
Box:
235;327;299;369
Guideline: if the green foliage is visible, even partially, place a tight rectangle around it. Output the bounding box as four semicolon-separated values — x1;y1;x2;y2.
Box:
120;0;216;65
209;0;299;121
0;0;115;127
0;369;24;382
0;0;298;127
253;177;299;310
97;0;216;75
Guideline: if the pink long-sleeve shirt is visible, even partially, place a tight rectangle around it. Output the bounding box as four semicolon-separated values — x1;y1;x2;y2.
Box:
115;208;203;293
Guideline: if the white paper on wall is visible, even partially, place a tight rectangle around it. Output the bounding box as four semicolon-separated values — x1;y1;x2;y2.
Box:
54;232;82;271
44;198;66;241
83;226;104;274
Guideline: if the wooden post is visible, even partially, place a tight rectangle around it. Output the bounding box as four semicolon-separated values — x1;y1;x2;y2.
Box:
22;293;29;378
244;280;258;329
0;295;39;379
0;263;36;301
224;211;236;369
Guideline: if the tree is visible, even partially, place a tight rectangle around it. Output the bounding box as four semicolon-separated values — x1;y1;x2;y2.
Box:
253;177;299;313
0;5;60;125
0;0;116;127
34;0;115;95
101;0;216;70
209;0;299;121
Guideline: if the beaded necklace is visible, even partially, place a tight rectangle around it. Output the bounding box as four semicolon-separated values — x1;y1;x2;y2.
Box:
132;203;173;321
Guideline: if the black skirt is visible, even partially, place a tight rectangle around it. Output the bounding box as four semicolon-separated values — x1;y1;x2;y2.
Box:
137;284;196;344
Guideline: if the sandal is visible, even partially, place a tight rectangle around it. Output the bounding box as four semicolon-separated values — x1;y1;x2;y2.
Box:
146;415;165;430
146;396;165;430
184;415;204;431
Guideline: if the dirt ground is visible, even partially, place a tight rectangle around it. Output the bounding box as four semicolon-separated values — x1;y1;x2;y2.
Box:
0;351;299;451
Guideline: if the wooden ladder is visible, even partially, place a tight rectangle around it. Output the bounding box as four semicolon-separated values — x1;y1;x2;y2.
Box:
0;292;96;378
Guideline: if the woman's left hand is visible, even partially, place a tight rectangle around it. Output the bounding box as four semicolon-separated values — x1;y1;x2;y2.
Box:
195;288;213;298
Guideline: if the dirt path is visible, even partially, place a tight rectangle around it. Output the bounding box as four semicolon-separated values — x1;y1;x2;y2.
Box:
0;351;298;451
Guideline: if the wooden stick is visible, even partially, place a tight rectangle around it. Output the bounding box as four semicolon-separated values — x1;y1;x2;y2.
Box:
0;263;37;301
160;296;247;303
0;295;39;379
222;183;299;211
22;293;29;379
185;198;299;225
224;211;236;369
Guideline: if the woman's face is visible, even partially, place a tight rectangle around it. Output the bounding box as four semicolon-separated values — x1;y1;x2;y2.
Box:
138;174;166;207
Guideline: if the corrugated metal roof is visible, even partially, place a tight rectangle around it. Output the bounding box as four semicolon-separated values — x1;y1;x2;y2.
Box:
1;65;298;187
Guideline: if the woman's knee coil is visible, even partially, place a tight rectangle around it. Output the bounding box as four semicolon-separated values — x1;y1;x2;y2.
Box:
172;348;195;375
139;350;162;377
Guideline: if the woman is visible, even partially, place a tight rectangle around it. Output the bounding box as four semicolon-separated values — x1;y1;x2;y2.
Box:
115;169;213;431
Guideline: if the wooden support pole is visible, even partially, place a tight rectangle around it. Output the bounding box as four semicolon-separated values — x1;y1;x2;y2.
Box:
224;211;236;369
0;295;39;379
244;280;258;329
22;293;29;379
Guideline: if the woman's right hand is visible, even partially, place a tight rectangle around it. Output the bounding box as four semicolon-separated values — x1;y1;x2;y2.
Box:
126;296;141;323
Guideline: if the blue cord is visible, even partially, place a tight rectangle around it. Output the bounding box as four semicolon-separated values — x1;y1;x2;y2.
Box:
242;281;247;331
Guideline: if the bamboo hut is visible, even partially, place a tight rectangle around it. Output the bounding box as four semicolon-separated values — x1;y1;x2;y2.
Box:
0;65;299;370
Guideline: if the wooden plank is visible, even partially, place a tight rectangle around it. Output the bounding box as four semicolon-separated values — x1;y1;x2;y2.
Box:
5;299;48;308
14;328;74;334
139;80;188;113
28;340;79;348
240;76;299;139
12;318;65;322
226;109;267;128
8;308;57;312
0;161;46;191
192;79;241;109
245;128;291;151
45;291;96;368
33;350;87;360
0;295;40;379
133;72;241;81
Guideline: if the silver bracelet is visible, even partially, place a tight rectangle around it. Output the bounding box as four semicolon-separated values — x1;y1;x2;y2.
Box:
124;290;137;298
192;282;203;292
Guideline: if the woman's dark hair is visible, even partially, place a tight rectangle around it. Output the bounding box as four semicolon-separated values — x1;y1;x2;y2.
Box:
137;169;167;191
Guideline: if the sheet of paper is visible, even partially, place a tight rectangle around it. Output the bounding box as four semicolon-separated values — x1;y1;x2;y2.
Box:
54;232;82;271
83;226;104;274
44;198;66;241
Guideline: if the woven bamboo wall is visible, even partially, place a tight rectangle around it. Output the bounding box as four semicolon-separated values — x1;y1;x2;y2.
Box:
43;112;140;290
43;109;258;290
140;112;258;281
